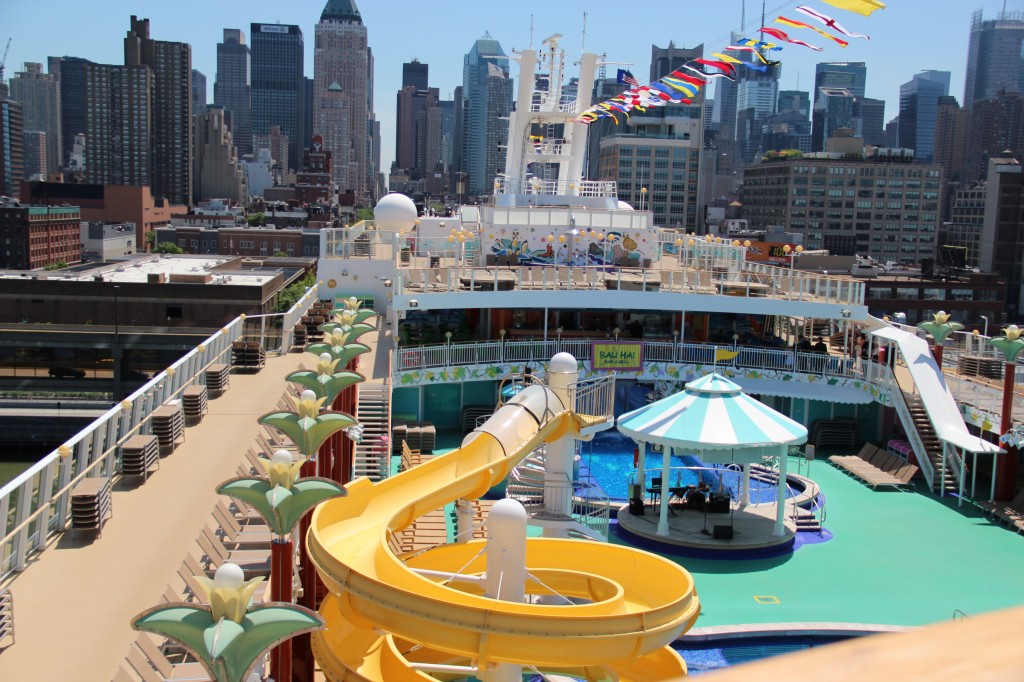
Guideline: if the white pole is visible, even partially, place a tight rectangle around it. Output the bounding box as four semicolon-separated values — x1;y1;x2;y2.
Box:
657;445;673;536
455;498;474;543
483;498;527;682
542;352;579;537
773;445;788;536
740;463;751;508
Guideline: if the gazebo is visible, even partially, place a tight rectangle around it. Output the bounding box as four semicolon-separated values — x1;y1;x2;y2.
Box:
617;373;808;538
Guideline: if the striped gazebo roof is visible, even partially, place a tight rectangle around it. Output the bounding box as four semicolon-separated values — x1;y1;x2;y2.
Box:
616;372;807;453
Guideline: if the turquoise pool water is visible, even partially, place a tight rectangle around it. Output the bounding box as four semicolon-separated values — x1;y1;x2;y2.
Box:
577;431;787;504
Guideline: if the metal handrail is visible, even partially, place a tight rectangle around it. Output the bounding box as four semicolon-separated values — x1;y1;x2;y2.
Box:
0;288;320;582
881;364;938;490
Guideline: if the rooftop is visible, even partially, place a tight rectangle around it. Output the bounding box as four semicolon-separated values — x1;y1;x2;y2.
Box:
0;255;279;286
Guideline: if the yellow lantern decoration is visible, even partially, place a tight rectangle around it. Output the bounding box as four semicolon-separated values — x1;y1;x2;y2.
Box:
558;235;567;243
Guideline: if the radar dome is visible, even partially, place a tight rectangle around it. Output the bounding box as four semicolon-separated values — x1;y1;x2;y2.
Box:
616;200;635;211
374;193;418;232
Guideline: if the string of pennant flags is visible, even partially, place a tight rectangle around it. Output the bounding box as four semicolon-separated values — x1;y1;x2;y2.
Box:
578;0;885;125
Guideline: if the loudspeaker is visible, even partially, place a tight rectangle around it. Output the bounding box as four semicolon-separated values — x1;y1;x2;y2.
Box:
628;498;646;516
713;525;734;540
709;493;730;514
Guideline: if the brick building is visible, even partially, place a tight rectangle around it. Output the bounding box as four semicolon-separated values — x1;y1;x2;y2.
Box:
0;201;81;269
21;181;184;249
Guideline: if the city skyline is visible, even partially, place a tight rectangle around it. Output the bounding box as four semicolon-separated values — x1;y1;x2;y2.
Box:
1;0;1017;181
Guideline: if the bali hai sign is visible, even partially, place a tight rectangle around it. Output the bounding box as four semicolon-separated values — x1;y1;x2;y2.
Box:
592;341;644;371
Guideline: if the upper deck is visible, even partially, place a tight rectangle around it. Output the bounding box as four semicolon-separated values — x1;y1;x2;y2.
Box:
319;221;867;319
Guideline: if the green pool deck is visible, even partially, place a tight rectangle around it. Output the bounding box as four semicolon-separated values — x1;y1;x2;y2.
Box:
651;456;1024;630
422;431;1024;630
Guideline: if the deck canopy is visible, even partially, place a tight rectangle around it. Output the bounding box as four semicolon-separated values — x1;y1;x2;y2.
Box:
617;372;807;463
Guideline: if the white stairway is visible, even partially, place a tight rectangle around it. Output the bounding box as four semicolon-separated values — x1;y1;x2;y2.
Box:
352;383;390;481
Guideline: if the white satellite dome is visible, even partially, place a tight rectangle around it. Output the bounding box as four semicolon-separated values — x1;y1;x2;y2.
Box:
616;200;635;211
374;193;418;231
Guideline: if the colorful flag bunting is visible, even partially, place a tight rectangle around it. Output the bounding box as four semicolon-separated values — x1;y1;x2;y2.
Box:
775;16;850;47
759;27;824;51
795;5;870;39
681;64;735;81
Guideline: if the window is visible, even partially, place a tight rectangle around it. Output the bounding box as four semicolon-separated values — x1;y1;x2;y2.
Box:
166;304;183;319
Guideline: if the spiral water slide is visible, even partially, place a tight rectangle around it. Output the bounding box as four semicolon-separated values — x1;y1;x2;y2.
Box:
308;384;701;681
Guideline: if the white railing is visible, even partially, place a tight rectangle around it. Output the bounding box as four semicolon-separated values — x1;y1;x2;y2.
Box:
396;338;860;380
0;292;320;583
569;374;616;429
246;284;320;354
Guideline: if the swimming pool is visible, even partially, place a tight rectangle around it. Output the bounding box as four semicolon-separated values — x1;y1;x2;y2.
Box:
675;634;854;675
577;431;795;504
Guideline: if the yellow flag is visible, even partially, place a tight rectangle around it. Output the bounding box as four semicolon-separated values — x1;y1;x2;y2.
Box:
820;0;885;16
715;349;740;362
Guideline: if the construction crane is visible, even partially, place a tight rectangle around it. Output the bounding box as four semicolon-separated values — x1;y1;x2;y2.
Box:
0;38;11;83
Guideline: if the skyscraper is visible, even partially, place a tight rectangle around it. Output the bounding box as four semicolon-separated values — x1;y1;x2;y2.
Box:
193;105;247;204
83;61;152;189
8;63;62;176
395;60;441;178
777;90;810;119
251;23;304;170
965;90;1024;183
314;0;372;203
462;33;511;195
812;87;855;151
899;70;951;163
814;62;867;99
125;16;193;206
0;98;24;195
192;69;207;112
963;10;1024;110
214;29;252;156
50;57;90;168
735;62;780;162
853;97;885;146
403;59;428;90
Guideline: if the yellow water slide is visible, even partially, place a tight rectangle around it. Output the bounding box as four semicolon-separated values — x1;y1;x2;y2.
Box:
308;385;701;681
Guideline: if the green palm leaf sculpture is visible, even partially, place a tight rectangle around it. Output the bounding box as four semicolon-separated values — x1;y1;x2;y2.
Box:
286;353;364;404
258;390;356;459
990;324;1024;363
317;322;376;345
306;337;372;368
132;564;324;682
217;450;347;536
918;310;964;345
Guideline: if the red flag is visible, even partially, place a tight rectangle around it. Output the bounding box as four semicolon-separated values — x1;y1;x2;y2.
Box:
759;27;824;51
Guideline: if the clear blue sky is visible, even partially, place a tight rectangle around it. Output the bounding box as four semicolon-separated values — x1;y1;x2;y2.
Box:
2;0;1020;176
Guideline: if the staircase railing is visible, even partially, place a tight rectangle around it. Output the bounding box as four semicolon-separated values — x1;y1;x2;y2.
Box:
879;363;938;490
940;441;966;497
568;374;616;430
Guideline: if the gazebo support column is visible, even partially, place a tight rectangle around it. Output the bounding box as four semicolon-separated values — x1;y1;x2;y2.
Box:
740;463;751;509
773;447;788;537
635;441;646;505
657;446;673;536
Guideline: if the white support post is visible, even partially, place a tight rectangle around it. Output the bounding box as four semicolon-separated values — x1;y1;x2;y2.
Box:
657;446;673;536
542;353;579;537
740;463;751;509
455;498;474;543
773;445;788;537
483;499;527;682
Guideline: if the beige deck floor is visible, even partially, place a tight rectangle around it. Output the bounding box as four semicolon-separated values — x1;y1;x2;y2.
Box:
0;351;309;681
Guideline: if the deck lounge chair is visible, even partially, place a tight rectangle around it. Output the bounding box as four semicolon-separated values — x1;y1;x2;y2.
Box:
197;526;271;576
127;634;210;682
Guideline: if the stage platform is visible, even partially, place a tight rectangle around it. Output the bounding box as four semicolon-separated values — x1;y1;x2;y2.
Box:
616;501;797;551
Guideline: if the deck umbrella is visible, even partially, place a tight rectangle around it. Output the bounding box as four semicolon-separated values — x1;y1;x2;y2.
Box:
617;372;807;537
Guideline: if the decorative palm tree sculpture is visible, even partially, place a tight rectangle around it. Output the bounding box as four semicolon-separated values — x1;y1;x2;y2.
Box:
989;325;1024;500
216;449;347;682
258;389;356;462
918;310;963;369
287;353;364;407
132;563;324;682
